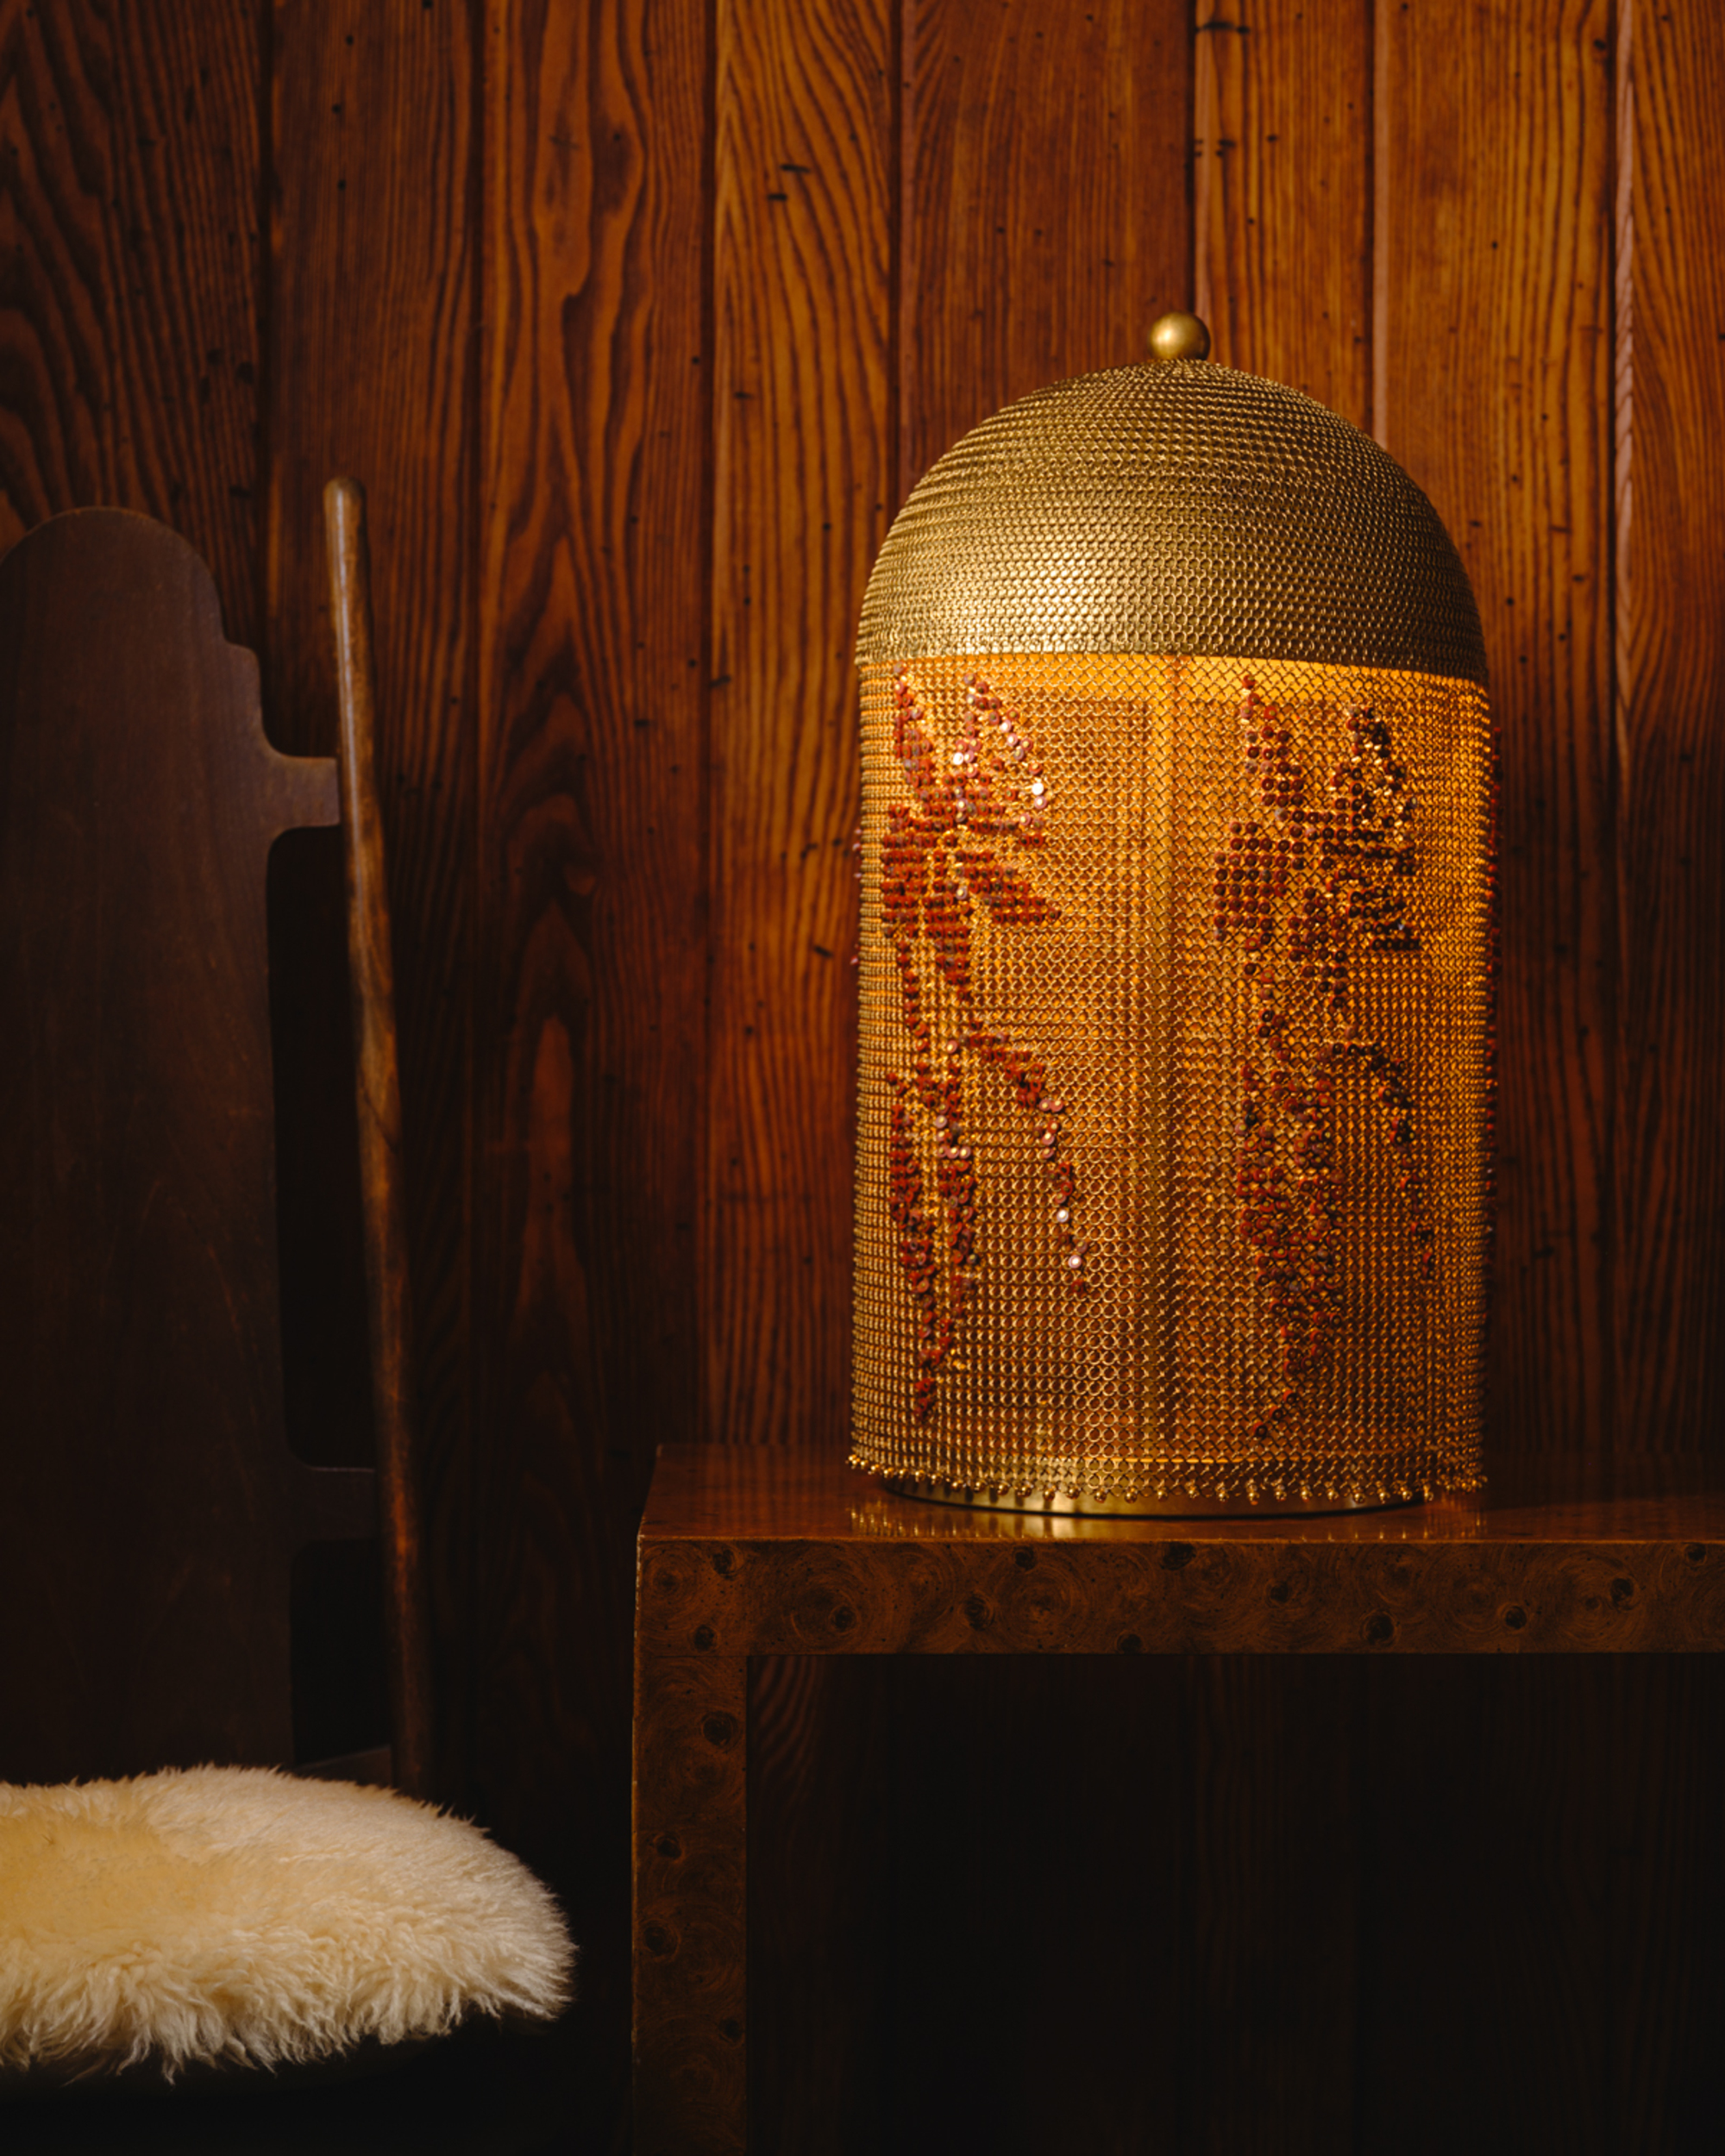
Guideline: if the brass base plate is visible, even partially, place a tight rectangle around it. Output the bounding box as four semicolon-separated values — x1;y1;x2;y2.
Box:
881;1471;1421;1520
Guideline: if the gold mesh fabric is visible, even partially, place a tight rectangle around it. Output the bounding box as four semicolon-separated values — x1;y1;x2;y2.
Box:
856;362;1487;686
852;654;1492;1509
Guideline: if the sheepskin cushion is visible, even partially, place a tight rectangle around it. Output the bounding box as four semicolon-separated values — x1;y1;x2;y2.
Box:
0;1766;573;2084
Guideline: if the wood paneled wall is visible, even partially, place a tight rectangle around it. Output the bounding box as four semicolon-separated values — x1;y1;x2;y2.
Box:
5;0;1724;2144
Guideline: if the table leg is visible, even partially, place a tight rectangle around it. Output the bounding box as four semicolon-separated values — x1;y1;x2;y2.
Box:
633;1649;748;2153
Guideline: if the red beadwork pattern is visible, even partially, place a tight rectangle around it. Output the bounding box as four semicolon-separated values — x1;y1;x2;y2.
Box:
881;667;1081;1422
1215;680;1437;1434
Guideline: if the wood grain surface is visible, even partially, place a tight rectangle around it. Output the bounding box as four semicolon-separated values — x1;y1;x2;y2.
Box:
641;1526;1725;1659
1377;0;1618;1455
1195;0;1372;429
0;0;262;632
901;0;1191;489
703;0;888;1451
1614;0;1725;1450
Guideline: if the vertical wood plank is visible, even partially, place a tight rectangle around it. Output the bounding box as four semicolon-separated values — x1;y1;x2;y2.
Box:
704;0;891;1445
1187;1659;1360;2154
747;1655;899;2153
1614;0;1725;1450
1193;0;1372;428
0;0;262;635
902;0;1192;490
476;27;709;2122
1377;0;1617;1454
267;0;478;1792
862;1656;1197;2156
1356;1660;1615;2154
1604;1658;1725;2150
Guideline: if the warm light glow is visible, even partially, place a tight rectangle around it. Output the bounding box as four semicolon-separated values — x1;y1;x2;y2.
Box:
851;649;1492;1514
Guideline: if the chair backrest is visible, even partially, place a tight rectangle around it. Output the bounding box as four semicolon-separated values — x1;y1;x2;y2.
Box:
0;509;380;1784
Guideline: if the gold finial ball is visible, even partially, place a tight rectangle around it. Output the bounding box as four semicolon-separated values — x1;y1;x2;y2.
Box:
1148;310;1212;363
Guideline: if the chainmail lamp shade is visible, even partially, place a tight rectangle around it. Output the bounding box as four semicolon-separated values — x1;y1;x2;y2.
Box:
850;313;1493;1515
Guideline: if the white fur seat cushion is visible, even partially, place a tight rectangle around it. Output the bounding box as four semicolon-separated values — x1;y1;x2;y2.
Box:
0;1766;573;2082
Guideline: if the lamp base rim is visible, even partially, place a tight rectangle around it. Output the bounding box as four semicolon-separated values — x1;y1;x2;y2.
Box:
878;1470;1427;1520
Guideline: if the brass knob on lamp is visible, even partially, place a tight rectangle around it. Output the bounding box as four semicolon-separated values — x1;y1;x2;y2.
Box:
1148;310;1212;361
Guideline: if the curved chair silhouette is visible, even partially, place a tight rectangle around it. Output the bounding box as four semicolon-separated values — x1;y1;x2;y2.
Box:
0;492;572;2086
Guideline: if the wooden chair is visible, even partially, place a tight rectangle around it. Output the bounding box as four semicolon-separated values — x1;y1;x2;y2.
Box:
0;494;574;2097
0;484;428;1794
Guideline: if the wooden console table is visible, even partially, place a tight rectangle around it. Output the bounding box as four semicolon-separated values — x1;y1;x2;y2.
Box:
631;1444;1725;2153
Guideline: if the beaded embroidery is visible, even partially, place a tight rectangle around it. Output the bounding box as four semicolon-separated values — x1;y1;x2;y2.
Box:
881;667;1082;1421
1214;680;1436;1437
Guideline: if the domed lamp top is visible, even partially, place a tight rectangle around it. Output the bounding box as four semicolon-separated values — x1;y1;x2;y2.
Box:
858;314;1486;686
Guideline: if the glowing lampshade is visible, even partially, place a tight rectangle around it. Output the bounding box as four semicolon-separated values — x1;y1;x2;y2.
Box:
851;314;1491;1515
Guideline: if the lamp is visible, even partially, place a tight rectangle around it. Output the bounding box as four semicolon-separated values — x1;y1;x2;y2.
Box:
851;314;1492;1515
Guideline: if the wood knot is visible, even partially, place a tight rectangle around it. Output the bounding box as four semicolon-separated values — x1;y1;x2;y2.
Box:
701;1711;738;1749
711;1546;736;1576
718;2017;743;2046
963;1592;993;1630
1364;1611;1395;1645
655;1833;682;1861
831;1604;856;1631
1267;1579;1290;1604
1686;1543;1709;1564
1117;1632;1144;1653
693;1624;717;1651
1609;1576;1635;1608
643;1921;674;1958
1502;1605;1528;1630
1013;1546;1037;1570
1160;1543;1195;1571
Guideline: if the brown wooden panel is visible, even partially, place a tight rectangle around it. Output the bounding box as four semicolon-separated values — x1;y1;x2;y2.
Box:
1357;1659;1613;2153
703;0;891;1447
267;0;479;1796
1613;3;1725;1451
875;1655;1197;2156
474;4;710;2078
901;0;1192;490
1377;0;1616;1454
1352;1655;1725;2154
0;1;262;639
1183;1658;1360;2154
0;511;338;1783
746;1657;882;2153
1194;0;1372;428
1600;1656;1725;2149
